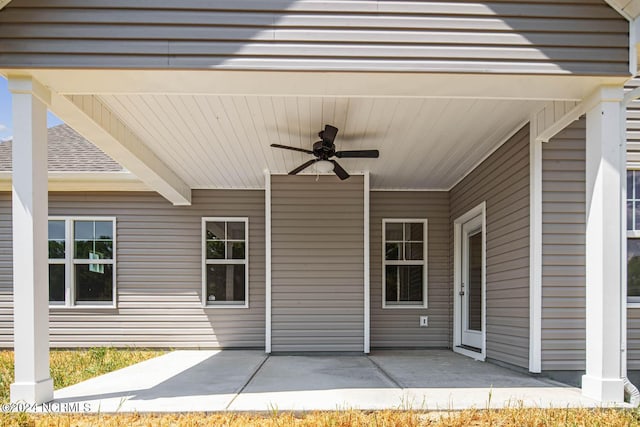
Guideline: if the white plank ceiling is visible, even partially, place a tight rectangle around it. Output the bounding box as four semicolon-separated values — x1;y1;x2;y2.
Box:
99;94;539;189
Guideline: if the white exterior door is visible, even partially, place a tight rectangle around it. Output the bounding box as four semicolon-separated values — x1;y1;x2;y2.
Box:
460;215;483;349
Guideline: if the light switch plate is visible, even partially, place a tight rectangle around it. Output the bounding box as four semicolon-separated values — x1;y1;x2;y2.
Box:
420;316;428;327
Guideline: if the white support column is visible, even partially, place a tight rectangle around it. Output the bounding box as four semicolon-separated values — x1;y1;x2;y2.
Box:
582;85;625;403
8;76;53;404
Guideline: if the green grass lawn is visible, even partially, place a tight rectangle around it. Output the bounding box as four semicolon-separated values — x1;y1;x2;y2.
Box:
0;348;164;404
0;349;639;426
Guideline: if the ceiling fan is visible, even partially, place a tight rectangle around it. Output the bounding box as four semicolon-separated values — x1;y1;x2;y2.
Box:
270;125;379;180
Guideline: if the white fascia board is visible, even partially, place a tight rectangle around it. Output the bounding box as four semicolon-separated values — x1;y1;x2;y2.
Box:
0;171;150;191
24;69;628;101
48;93;191;205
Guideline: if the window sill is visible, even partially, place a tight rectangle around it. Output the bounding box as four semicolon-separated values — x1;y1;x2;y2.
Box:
204;303;249;309
49;304;117;310
382;304;428;310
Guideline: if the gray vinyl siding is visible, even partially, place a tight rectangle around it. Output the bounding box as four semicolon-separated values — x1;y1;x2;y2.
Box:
270;175;364;352
630;309;640;370
0;190;265;348
628;80;640;167
370;191;450;348
541;118;585;371
450;124;530;369
0;0;628;75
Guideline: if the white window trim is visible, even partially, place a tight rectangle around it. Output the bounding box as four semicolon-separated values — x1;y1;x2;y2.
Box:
48;216;117;309
381;218;428;309
202;217;249;309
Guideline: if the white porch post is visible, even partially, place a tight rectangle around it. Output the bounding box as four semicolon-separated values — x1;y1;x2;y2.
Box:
8;76;53;404
582;85;625;403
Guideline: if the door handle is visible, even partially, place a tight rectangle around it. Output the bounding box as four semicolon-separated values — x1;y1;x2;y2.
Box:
459;291;465;296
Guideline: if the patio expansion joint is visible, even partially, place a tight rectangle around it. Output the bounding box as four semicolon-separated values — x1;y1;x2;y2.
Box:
225;353;270;410
366;356;404;389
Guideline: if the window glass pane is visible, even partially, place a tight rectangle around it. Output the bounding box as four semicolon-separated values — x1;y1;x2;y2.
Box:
75;240;113;260
629;171;634;201
635;202;640;232
630;201;635;232
49;264;65;303
74;221;94;240
385;243;402;260
399;265;423;303
227;222;245;240
75;264;113;303
48;220;65;240
385;223;403;241
468;232;483;331
206;222;225;240
93;241;113;260
635;171;640;200
206;264;245;303
405;243;423;261
206;241;225;259
94;221;113;240
405;223;423;241
74;221;113;260
74;241;91;259
385;265;398;303
228;242;245;260
49;241;65;259
629;239;640;297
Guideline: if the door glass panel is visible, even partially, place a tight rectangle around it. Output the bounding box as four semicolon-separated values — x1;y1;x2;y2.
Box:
467;231;482;331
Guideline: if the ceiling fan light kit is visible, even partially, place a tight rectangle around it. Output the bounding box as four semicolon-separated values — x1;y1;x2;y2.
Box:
314;160;334;173
270;124;379;180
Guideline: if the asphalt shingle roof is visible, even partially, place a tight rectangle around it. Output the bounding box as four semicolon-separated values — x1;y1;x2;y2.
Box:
0;124;123;172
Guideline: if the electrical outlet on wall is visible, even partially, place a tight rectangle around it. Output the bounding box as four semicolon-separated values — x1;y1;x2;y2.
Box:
420;316;428;327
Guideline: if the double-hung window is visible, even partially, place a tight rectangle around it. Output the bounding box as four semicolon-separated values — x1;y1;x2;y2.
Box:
382;219;428;308
48;218;116;307
628;170;640;302
202;218;249;307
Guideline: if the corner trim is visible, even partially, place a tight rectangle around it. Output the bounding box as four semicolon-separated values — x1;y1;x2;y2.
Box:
529;116;543;374
264;171;272;353
364;171;370;353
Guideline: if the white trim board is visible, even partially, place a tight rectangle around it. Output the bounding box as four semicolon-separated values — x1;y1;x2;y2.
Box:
264;171;272;353
529;114;543;374
363;171;370;354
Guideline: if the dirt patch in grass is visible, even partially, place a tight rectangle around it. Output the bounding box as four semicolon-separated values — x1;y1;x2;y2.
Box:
0;348;164;404
0;408;639;427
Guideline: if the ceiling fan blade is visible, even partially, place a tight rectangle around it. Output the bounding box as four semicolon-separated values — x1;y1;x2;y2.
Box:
322;125;338;144
331;160;350;180
288;159;318;175
334;149;380;159
271;144;314;155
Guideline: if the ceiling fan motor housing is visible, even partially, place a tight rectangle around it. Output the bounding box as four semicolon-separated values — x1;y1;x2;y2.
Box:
312;140;335;159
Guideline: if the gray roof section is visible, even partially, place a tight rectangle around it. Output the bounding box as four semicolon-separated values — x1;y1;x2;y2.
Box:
0;124;123;172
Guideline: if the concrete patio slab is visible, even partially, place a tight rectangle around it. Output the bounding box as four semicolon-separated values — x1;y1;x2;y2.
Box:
53;350;267;412
47;349;621;413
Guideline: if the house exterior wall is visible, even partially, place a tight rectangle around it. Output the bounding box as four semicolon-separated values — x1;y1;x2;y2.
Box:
450;124;530;369
0;190;266;348
0;0;628;75
369;191;450;348
270;175;365;352
541;118;586;372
